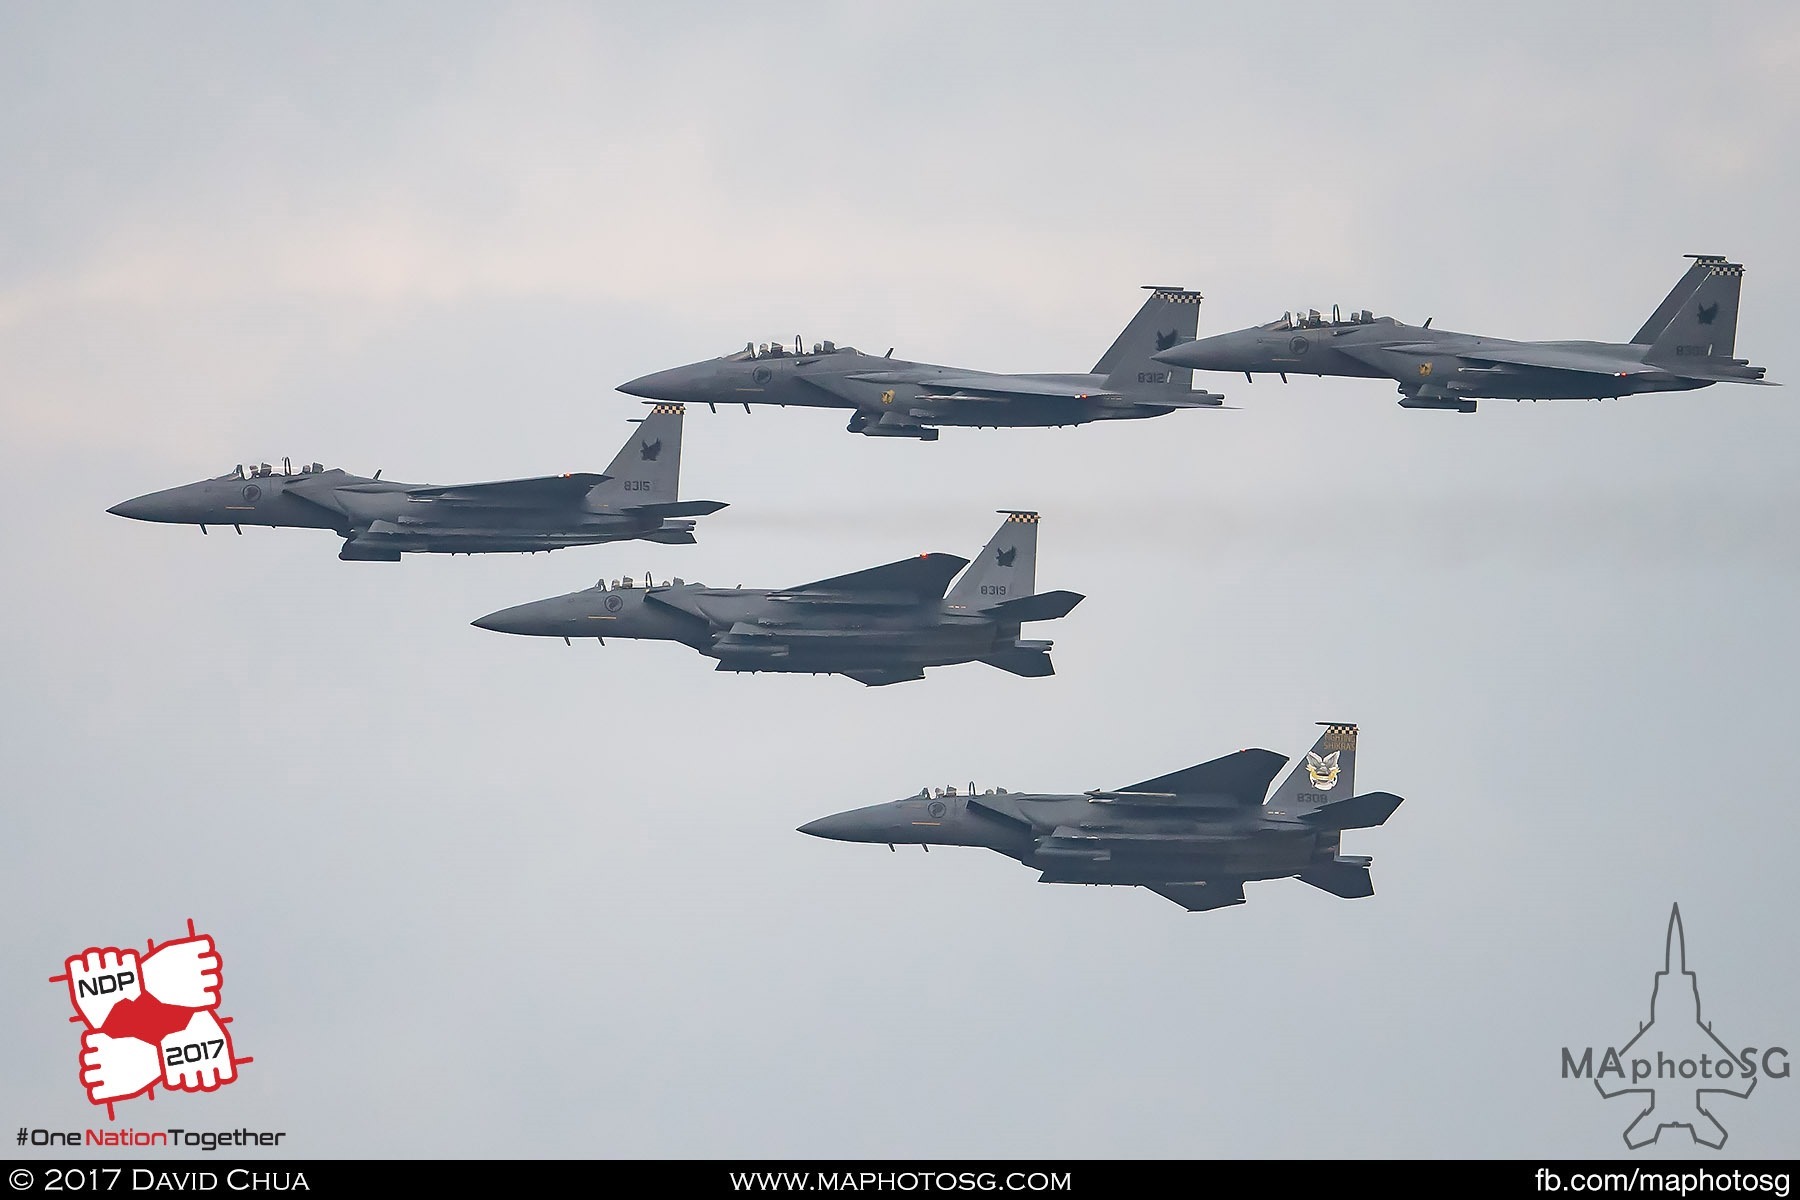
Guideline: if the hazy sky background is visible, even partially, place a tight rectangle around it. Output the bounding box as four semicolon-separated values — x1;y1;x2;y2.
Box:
4;1;1798;1158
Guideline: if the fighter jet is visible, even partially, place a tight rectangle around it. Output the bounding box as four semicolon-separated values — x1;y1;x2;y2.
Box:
472;511;1081;686
617;287;1226;440
1152;255;1772;412
799;723;1403;911
107;404;725;561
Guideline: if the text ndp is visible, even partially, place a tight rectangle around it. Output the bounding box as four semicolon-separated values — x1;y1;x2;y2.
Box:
77;970;136;998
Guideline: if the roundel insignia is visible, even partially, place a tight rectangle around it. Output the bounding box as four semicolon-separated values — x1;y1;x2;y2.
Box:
927;801;948;819
603;593;624;613
1418;361;1434;377
241;484;262;502
1288;335;1309;356
751;365;772;385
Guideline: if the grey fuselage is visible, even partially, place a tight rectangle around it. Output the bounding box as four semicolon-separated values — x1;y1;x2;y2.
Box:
1160;317;1715;400
473;574;1045;677
801;788;1342;885
108;466;700;558
621;346;1194;431
1156;297;1769;412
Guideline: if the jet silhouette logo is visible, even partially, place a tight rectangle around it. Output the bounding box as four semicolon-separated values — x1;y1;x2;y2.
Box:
1154;329;1180;352
1561;905;1790;1150
995;546;1017;567
640;439;662;462
1697;301;1720;325
48;920;251;1119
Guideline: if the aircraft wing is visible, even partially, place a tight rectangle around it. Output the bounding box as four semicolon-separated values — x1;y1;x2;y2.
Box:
840;369;1123;403
404;473;611;507
1341;341;1658;379
1143;880;1248;913
774;553;970;604
913;375;1121;402
1112;748;1288;804
1451;344;1662;376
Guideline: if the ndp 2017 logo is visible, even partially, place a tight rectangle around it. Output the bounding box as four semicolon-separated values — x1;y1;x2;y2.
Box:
48;920;251;1117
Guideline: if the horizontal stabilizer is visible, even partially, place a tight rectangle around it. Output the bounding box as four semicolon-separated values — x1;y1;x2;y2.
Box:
1296;859;1374;900
639;527;697;544
406;473;610;507
1297;791;1404;831
980;648;1055;678
1115;748;1287;805
779;553;969;602
1144;880;1247;912
978;589;1084;623
623;499;729;518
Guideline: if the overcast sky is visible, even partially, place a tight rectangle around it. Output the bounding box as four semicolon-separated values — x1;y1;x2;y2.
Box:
4;1;1798;1159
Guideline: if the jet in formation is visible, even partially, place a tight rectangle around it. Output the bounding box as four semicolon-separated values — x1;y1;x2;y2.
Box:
472;511;1081;686
1152;255;1772;412
800;723;1403;911
107;404;725;561
617;287;1226;440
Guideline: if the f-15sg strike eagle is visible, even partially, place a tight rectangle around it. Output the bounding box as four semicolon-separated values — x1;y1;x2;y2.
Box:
616;287;1226;440
471;511;1082;686
107;404;725;561
1152;255;1772;412
800;723;1404;911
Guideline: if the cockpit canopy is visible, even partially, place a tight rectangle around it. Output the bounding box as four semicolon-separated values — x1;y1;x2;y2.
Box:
724;335;850;361
916;784;1009;798
1264;305;1378;331
594;575;685;591
225;459;327;480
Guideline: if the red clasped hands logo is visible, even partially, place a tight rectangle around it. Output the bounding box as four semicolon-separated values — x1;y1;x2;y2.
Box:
50;920;250;1117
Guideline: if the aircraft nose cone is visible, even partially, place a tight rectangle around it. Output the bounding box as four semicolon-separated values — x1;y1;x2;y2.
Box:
1153;333;1241;371
107;492;175;522
618;365;703;402
797;809;893;843
1151;341;1204;368
798;815;855;841
471;603;547;635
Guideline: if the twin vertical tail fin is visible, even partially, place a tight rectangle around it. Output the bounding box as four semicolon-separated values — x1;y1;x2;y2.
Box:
589;403;688;507
1094;286;1204;396
1635;255;1745;362
1273;722;1402;900
1268;723;1359;814
948;511;1039;610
